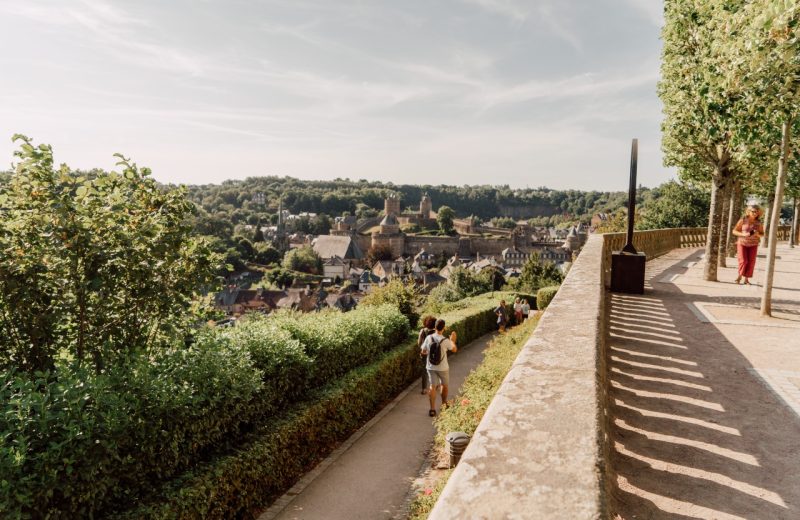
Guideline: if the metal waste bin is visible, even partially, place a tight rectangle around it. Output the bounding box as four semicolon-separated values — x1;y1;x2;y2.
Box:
445;431;471;468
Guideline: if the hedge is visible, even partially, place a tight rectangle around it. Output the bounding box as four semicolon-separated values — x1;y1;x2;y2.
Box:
266;305;409;385
1;305;408;519
111;292;529;519
535;285;560;311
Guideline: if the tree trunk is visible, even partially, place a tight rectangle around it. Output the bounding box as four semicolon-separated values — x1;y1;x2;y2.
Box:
727;181;743;258
761;191;775;248
791;197;798;248
704;171;727;281
718;181;731;267
761;119;792;317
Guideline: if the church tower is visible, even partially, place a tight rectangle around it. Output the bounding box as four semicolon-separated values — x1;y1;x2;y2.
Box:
419;193;433;218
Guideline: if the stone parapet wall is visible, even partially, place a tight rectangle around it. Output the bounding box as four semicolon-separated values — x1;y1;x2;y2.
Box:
428;233;609;519
429;225;793;519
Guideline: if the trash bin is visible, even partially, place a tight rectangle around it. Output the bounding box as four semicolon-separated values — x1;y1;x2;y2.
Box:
445;431;471;468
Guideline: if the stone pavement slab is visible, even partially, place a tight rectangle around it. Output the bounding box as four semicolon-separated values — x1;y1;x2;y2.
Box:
609;243;800;519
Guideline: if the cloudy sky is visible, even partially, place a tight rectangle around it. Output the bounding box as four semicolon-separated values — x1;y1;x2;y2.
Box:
0;0;672;190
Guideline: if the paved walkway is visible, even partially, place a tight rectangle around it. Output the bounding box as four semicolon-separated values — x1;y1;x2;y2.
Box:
609;243;800;519
259;332;498;520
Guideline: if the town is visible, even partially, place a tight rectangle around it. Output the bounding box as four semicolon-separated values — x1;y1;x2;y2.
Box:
213;193;589;317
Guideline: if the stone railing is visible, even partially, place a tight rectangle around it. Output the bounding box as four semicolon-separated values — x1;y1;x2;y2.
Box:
429;232;610;519
428;225;792;519
600;227;705;287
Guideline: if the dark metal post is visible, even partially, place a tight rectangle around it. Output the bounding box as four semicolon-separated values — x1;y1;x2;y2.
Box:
610;138;646;294
623;139;638;254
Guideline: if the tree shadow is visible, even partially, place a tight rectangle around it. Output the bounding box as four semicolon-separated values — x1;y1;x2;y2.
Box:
606;250;800;519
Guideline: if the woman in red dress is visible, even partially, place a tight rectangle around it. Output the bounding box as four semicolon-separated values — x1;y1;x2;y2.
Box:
731;205;764;285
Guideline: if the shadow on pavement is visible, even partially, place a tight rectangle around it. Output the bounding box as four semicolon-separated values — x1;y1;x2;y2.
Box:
607;251;800;519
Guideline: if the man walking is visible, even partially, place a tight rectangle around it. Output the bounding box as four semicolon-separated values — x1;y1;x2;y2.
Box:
420;319;457;417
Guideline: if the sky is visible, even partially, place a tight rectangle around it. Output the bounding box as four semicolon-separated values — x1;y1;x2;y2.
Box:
0;0;674;190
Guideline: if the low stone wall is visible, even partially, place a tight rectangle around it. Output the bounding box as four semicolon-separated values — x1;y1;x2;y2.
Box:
428;233;609;519
428;226;767;519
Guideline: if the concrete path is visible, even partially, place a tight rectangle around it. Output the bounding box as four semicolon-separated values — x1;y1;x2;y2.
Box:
259;331;497;520
609;243;800;519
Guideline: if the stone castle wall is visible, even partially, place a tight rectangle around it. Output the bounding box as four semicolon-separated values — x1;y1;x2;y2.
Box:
371;233;406;258
467;237;513;256
404;236;460;256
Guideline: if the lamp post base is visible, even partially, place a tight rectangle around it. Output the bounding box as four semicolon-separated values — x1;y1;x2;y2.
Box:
610;252;646;294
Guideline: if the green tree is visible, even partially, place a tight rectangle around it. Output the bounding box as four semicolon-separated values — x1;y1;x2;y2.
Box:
639;180;710;230
312;214;332;235
236;237;255;260
491;217;517;229
282;245;323;274
517;253;563;293
254;242;281;265
252;219;265;242
437;205;455;235
659;0;746;280
729;0;800;315
359;278;419;326
448;267;492;296
0;136;219;374
267;267;294;289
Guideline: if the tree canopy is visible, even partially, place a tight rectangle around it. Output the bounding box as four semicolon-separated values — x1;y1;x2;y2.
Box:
0;136;219;374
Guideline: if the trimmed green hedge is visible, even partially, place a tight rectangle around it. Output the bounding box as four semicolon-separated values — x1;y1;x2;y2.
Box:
111;292;527;519
267;305;409;385
1;305;408;519
536;286;560;311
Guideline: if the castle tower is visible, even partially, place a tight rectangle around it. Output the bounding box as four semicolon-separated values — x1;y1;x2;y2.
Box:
384;195;401;217
379;213;400;235
563;226;581;252
420;193;432;217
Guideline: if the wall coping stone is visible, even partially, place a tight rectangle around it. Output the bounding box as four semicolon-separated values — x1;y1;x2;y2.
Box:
428;234;607;520
428;226;793;519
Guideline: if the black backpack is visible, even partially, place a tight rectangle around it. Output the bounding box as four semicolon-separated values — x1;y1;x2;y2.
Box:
427;335;443;365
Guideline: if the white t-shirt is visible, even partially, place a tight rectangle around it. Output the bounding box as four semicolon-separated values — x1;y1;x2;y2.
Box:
421;333;455;371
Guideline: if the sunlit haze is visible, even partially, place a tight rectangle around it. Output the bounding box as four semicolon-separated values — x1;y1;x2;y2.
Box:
0;0;672;189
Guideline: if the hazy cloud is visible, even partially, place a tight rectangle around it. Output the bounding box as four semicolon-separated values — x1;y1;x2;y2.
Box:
0;0;672;190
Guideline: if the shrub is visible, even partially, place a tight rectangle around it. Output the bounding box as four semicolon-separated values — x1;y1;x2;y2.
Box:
0;336;264;519
425;284;466;314
268;305;409;385
113;291;514;519
217;320;312;401
282;246;322;274
0;136;219;375
536;285;560;311
359;278;420;326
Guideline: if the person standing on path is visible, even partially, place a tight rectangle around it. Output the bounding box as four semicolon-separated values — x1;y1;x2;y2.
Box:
420;319;457;417
732;205;764;285
417;315;436;394
521;299;531;321
495;299;508;332
513;297;523;325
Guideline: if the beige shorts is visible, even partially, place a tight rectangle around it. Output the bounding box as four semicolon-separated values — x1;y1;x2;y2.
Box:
427;369;449;387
